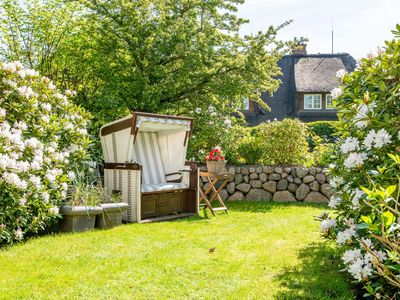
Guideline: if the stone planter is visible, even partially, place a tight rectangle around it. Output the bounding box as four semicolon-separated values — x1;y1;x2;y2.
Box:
59;206;103;233
96;203;129;229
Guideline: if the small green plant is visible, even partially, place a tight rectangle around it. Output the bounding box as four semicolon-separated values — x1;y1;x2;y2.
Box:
67;183;103;207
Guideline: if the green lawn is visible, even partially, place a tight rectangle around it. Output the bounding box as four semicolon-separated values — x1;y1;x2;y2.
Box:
0;202;353;299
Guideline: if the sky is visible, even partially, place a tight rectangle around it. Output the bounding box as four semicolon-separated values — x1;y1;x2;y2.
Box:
237;0;400;59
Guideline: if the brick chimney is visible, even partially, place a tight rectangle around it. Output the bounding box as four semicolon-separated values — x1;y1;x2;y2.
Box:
291;43;307;55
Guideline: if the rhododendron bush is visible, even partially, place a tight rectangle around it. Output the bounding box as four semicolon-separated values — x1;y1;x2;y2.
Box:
0;61;90;246
320;27;400;298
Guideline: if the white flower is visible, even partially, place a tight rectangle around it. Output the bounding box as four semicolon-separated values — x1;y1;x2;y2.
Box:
350;189;365;209
17;86;36;99
224;119;232;126
68;171;76;181
328;196;341;209
19;196;27;206
361;238;374;249
2;61;23;73
42;192;50;203
2;78;17;88
25;137;41;149
48;207;59;215
2;172;27;189
48;81;56;90
374;129;391;148
320;219;337;232
45;173;56;182
14;228;24;240
354;103;375;129
24;68;39;77
340;137;359;154
330;176;344;189
14;121;27;131
40;103;52;112
374;250;387;262
336;69;347;80
344;152;367;169
208;105;215;112
30;161;41;171
331;88;343;99
364;130;376;149
342;248;362;264
29;175;41;187
0;108;6;117
77;128;87;135
61;182;68;191
41;115;50;123
210;112;217;117
363;129;391;149
336;227;357;245
68;144;79;153
348;258;373;281
195;108;202;113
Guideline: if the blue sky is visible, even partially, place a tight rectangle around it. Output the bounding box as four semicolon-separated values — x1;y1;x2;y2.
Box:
237;0;400;59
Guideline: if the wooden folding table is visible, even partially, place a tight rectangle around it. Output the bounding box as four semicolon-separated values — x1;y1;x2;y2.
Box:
199;171;234;216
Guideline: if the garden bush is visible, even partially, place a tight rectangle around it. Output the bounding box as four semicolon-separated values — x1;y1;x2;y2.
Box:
320;27;400;298
307;121;338;144
254;118;311;165
0;61;90;246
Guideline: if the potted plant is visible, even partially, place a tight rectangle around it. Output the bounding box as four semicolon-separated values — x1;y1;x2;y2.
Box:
96;191;129;229
59;183;103;233
205;146;226;173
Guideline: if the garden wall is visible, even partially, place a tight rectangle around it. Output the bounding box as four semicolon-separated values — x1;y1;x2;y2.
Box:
200;166;332;203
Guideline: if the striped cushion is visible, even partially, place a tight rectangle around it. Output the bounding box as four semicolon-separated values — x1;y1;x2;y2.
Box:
133;132;166;184
141;183;188;193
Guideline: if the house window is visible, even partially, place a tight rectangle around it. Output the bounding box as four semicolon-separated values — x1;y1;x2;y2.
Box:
304;94;322;110
326;94;334;109
243;98;250;110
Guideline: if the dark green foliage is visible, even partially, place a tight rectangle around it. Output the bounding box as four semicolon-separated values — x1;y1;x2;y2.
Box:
307;121;338;144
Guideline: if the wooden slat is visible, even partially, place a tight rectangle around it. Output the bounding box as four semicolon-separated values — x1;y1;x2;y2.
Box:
140;213;196;223
212;207;228;211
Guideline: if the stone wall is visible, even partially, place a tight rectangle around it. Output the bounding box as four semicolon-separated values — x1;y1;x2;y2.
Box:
200;166;332;203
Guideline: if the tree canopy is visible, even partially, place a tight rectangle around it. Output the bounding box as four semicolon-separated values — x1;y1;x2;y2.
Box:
0;0;291;118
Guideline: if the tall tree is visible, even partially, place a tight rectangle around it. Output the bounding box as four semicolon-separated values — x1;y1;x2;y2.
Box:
1;0;292;123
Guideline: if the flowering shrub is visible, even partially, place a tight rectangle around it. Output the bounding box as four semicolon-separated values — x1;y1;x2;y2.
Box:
0;61;90;246
205;146;225;161
187;105;238;162
320;28;400;298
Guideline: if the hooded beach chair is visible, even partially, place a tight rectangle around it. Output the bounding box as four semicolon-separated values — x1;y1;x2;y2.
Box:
100;112;199;222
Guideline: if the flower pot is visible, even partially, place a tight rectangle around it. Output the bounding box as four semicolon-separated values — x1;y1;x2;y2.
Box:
96;203;129;229
206;160;226;174
59;206;103;233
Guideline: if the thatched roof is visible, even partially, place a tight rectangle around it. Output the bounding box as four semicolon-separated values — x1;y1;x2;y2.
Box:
294;57;345;92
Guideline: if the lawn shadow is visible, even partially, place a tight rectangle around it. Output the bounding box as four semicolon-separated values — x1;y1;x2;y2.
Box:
272;242;356;300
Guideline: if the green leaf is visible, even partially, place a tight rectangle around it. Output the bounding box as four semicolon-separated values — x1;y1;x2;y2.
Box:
361;215;373;225
382;211;395;227
385;185;397;196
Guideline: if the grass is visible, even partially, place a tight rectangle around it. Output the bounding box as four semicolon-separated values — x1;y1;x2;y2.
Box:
0;202;353;299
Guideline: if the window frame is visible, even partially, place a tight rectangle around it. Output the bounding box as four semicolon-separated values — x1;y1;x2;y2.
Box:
303;94;322;110
325;94;335;110
242;98;250;111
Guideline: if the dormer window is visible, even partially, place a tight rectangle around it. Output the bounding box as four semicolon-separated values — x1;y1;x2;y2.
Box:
304;94;322;109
